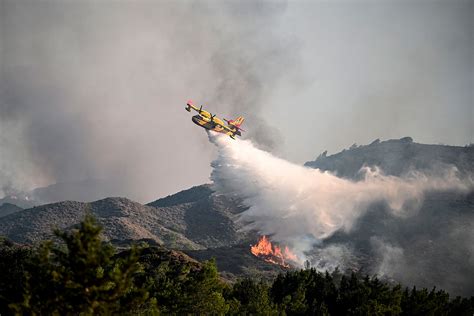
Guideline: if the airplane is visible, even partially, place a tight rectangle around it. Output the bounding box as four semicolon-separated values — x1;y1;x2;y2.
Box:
185;100;245;139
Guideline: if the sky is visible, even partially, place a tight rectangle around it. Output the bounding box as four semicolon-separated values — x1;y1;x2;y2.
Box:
0;0;472;202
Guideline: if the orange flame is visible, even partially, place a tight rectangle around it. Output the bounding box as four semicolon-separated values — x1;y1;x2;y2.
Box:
250;235;298;268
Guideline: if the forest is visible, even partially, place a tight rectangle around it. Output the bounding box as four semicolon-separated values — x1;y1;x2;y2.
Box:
0;214;472;315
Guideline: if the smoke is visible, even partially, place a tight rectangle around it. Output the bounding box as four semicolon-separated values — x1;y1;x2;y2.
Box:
0;1;299;202
370;237;405;278
1;1;471;202
209;133;473;286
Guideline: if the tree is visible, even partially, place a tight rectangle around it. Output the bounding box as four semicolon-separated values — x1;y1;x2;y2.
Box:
226;278;277;315
142;252;228;315
10;213;156;315
0;238;31;315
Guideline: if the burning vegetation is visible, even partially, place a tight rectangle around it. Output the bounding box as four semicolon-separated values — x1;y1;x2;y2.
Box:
250;235;298;268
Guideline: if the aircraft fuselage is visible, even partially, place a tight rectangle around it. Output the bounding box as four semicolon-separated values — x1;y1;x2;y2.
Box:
192;115;239;136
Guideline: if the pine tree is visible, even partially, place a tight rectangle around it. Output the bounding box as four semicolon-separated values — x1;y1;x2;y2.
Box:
226;278;277;315
10;213;157;315
0;238;31;315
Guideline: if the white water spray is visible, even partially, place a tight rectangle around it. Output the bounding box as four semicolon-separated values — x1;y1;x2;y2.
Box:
209;133;471;261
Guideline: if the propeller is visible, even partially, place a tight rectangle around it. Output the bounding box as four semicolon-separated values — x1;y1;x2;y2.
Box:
209;114;217;127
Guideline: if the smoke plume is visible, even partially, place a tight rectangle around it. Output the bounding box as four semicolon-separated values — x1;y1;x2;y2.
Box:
0;1;300;202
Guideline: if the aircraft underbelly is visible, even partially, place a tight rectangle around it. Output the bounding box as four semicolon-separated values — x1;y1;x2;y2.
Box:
192;116;229;134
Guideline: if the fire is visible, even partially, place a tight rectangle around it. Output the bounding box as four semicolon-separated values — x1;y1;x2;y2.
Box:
250;235;298;268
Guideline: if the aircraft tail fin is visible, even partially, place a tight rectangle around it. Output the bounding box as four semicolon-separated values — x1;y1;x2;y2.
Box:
233;116;245;127
224;116;245;132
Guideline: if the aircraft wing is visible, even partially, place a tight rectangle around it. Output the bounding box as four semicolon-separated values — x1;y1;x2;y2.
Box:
219;123;240;138
211;120;235;132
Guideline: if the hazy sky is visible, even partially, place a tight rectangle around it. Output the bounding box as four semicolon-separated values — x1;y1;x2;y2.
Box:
0;0;472;202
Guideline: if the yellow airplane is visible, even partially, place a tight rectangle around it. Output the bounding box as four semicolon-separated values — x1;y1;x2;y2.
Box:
185;100;245;139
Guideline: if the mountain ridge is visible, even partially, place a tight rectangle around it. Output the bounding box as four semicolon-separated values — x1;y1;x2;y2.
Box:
305;137;473;179
0;186;251;250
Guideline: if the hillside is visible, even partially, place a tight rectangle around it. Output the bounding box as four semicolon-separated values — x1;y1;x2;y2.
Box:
304;138;474;296
185;243;287;281
0;198;202;249
147;184;250;248
0;203;23;218
0;185;251;250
